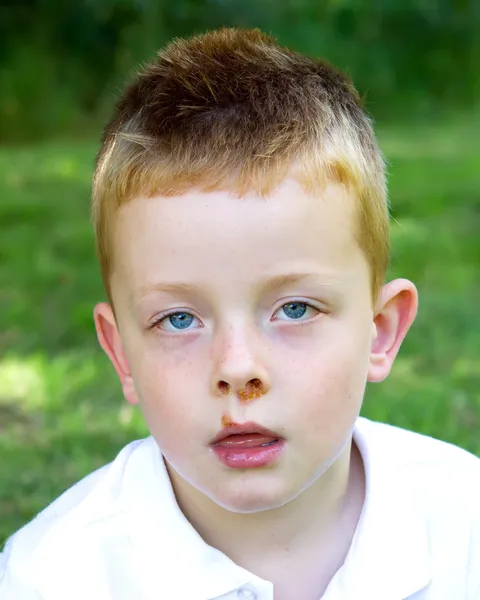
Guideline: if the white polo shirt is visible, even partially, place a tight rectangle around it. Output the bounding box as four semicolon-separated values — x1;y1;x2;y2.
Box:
1;417;479;600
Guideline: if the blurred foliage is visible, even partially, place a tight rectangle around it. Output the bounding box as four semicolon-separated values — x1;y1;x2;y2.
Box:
0;0;479;140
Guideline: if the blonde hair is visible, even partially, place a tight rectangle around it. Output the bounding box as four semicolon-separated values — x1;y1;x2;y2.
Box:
93;27;389;304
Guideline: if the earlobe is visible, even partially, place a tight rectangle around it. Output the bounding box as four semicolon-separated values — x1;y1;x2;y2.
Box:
367;279;418;383
93;303;139;405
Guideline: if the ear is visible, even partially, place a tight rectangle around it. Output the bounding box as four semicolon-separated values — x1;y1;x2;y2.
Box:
368;279;418;383
93;302;139;405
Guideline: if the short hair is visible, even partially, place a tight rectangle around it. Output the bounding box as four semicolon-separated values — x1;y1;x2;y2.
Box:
93;27;388;304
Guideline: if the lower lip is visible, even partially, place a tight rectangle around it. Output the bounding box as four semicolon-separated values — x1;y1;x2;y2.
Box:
211;439;285;469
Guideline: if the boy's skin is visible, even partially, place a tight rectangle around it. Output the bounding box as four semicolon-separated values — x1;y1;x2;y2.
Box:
94;176;417;599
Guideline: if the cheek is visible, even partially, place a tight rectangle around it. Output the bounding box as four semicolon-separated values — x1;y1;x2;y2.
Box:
282;320;371;427
128;344;204;439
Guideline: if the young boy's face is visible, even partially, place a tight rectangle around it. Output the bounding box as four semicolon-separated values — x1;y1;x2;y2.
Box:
95;178;416;513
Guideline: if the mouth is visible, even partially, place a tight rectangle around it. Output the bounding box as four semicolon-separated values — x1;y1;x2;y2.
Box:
210;422;283;447
210;422;286;469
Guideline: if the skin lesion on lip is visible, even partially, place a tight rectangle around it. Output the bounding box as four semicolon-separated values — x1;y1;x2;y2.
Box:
238;378;264;403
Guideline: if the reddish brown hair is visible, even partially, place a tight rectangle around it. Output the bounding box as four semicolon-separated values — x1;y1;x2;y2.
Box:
93;27;389;303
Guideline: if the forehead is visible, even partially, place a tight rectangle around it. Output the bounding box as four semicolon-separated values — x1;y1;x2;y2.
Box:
111;179;367;296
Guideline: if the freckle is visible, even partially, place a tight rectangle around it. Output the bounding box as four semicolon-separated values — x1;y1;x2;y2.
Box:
221;414;233;427
238;378;264;404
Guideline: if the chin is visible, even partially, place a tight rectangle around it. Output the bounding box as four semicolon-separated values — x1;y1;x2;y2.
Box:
207;478;295;514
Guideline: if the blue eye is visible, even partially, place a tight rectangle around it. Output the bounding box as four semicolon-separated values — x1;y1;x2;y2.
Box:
153;301;319;333
169;313;194;329
282;302;307;319
276;302;319;321
156;312;197;331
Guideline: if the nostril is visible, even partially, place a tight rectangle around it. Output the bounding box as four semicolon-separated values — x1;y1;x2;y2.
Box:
218;381;230;395
249;378;262;392
238;378;264;403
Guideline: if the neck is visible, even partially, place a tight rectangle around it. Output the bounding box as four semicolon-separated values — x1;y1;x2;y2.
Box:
166;439;365;586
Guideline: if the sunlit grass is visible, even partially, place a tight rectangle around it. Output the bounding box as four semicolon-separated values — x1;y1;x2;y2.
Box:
1;120;479;545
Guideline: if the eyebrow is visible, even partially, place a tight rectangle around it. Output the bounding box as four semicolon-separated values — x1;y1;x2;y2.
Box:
254;272;338;293
136;272;338;300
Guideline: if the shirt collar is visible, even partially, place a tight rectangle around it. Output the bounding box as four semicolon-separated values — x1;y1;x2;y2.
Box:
123;438;262;600
124;419;432;600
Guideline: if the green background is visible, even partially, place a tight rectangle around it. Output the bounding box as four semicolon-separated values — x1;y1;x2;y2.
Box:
0;1;479;546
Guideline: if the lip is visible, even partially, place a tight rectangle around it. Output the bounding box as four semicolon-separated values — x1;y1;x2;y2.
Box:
210;421;285;469
210;421;282;445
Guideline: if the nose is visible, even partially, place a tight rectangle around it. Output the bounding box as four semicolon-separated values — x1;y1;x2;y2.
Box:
210;323;271;403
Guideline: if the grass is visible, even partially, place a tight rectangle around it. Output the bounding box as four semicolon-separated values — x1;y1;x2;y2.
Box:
1;117;479;547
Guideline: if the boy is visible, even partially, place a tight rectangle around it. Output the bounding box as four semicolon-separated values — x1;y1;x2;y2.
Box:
1;27;479;600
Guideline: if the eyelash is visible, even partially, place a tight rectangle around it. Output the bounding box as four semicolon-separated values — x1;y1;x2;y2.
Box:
148;301;322;333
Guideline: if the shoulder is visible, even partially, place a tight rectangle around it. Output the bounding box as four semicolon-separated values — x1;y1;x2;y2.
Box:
356;416;480;471
354;418;480;600
356;417;480;530
356;417;480;501
0;437;151;593
356;417;480;595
